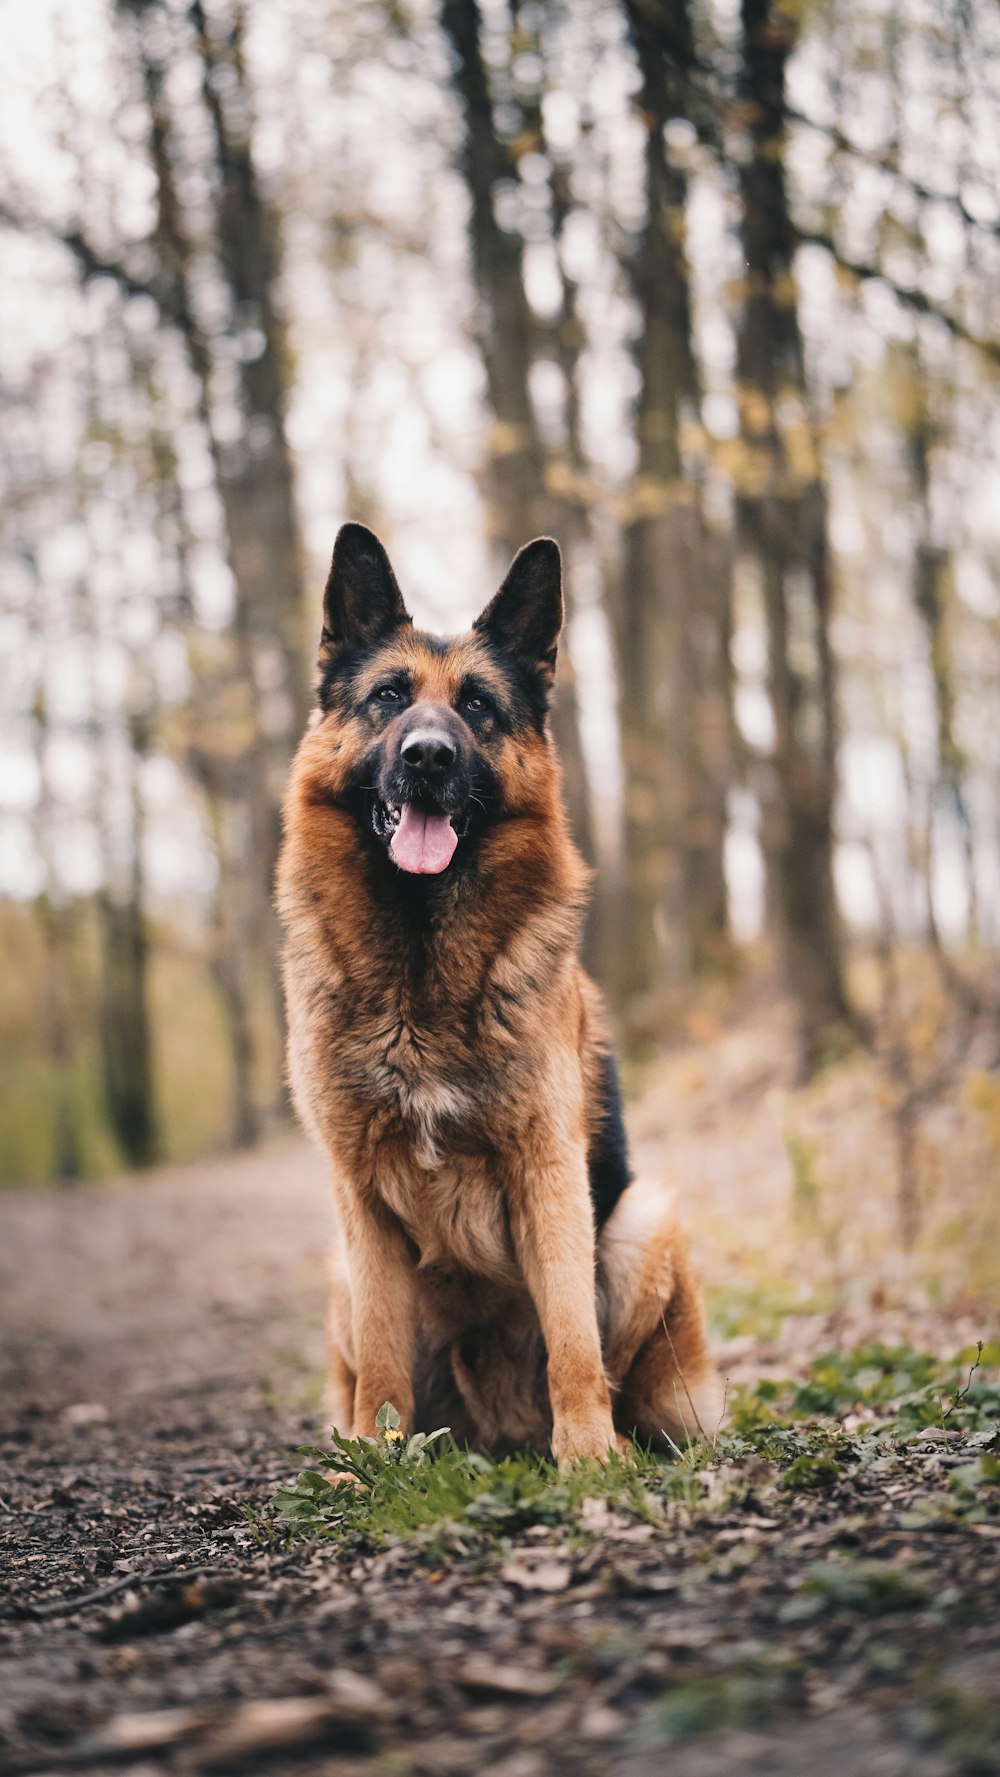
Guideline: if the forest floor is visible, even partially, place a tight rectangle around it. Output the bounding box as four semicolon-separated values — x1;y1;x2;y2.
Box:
1;989;998;1777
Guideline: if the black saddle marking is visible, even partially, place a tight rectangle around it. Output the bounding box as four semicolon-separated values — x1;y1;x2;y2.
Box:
588;1047;632;1230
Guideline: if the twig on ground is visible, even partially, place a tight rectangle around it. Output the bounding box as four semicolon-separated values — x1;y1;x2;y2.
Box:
14;1546;309;1622
671;1385;694;1451
659;1430;687;1461
713;1378;730;1453
16;1565;235;1622
660;1310;708;1439
942;1341;983;1420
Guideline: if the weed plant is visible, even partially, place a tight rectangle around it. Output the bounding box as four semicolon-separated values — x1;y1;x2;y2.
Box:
272;1347;998;1554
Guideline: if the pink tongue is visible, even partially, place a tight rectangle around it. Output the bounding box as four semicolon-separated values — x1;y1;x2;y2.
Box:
390;805;458;875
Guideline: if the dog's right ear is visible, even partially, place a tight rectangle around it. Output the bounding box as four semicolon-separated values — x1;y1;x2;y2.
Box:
319;524;411;666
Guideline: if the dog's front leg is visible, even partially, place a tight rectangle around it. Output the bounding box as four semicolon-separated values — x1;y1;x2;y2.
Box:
509;1142;618;1466
341;1198;416;1438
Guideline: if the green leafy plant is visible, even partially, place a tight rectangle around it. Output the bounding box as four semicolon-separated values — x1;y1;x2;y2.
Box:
271;1344;998;1553
729;1344;999;1438
272;1403;714;1552
784;1560;929;1619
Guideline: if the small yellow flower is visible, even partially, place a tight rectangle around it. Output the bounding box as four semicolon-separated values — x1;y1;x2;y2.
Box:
383;1427;404;1444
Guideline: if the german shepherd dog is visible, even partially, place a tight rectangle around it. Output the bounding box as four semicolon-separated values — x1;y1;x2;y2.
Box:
278;524;720;1463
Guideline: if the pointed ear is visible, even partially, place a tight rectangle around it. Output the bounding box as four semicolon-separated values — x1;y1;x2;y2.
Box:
473;538;563;691
320;523;411;663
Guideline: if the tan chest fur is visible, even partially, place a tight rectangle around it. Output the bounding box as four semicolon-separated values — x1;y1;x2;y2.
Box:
285;939;526;1283
375;1142;515;1284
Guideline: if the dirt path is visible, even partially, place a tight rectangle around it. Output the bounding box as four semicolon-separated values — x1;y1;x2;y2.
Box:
1;1041;997;1776
0;1136;332;1421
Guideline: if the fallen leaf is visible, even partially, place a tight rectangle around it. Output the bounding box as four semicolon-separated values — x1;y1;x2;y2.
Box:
500;1556;571;1593
455;1655;560;1697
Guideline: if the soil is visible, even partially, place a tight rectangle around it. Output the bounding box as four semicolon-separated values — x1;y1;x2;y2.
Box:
2;1025;998;1777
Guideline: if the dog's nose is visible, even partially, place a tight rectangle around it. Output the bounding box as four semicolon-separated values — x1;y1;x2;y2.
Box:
401;729;456;773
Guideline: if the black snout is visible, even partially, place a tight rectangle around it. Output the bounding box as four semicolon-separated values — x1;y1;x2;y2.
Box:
376;703;471;832
370;699;491;852
401;729;456;773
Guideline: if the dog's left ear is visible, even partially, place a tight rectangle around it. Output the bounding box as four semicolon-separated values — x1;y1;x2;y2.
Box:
474;538;563;691
320;523;411;666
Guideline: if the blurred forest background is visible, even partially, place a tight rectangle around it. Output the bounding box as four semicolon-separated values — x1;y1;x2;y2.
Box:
1;0;998;1286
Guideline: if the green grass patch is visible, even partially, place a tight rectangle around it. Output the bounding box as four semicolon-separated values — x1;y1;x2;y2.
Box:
642;1671;784;1743
273;1402;711;1553
271;1346;999;1555
782;1560;929;1621
730;1342;1000;1437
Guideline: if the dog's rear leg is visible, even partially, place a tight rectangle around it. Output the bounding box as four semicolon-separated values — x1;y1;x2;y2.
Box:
616;1261;722;1447
601;1180;722;1449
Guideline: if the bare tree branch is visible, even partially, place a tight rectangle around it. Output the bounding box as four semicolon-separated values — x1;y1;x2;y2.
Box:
0;200;180;320
785;108;1000;242
793;225;1000;366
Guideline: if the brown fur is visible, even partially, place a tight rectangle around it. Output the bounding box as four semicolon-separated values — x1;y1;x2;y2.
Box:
277;529;719;1463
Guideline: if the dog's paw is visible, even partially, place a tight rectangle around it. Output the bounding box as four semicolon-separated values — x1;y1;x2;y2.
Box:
319;1469;366;1492
551;1418;624;1468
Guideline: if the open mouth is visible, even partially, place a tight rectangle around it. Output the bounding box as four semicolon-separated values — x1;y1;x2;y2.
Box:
375;799;460;875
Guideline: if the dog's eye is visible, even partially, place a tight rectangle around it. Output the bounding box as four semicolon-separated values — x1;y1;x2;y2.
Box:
462;694;491;715
376;686;402;704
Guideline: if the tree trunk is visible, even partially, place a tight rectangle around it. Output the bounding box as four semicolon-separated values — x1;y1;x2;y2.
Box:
38;895;83;1184
905;363;978;943
204;791;261;1151
439;0;595;868
97;711;160;1170
151;416;265;1150
188;0;309;723
28;554;86;1185
614;0;731;1041
734;0;852;1075
120;0;308;1133
189;0;308;1023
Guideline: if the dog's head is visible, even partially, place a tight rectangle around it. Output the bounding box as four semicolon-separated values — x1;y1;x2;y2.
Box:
310;524;563;876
